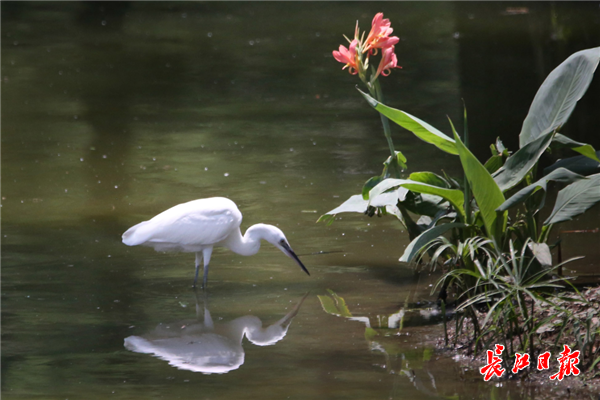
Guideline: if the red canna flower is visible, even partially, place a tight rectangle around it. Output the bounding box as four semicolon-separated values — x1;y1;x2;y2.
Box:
375;46;401;78
332;39;360;75
364;13;399;54
333;13;401;80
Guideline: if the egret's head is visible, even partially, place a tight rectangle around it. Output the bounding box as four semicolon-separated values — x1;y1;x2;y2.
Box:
257;224;310;276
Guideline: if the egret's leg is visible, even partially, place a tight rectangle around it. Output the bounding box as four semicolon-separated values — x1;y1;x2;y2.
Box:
202;296;214;329
193;289;212;328
201;247;213;290
193;252;203;288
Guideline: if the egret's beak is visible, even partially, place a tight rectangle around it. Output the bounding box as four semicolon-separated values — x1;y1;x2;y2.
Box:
281;242;310;276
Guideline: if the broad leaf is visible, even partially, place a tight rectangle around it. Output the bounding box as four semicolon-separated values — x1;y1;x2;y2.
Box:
493;131;555;192
318;191;404;222
520;47;600;147
528;242;552;268
362;176;384;200
371;191;402;208
369;178;466;221
320;194;368;217
401;172;452;217
358;89;458;155
400;223;466;262
408;171;450;188
497;167;585;212
451;122;506;239
552;133;600;162
484;155;504;174
544;151;600;177
544;173;600;225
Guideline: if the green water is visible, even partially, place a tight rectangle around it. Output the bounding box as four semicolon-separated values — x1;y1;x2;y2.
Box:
2;2;600;399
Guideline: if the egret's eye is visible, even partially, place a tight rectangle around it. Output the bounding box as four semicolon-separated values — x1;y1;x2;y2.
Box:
279;239;285;245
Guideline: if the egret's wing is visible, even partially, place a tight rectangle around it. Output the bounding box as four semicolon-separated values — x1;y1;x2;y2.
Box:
122;198;242;251
124;334;244;374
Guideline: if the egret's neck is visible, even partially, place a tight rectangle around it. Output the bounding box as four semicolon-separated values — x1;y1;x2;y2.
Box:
224;224;270;256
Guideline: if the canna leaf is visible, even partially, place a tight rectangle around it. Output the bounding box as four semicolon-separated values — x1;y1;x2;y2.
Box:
544;172;600;225
497;167;585;212
450;120;506;239
493;131;555;192
358;89;458;155
369;178;466;222
552;133;600;162
520;47;600;147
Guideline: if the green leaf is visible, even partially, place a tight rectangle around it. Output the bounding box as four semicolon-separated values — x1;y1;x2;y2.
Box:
450;121;506;239
408;171;449;188
362;151;409;200
544;172;600;225
497;167;586;212
358;89;458;155
400;223;466;262
490;144;499;156
402;172;453;218
552;133;600;162
520;47;600;147
493;131;555;192
484;154;504;174
317;289;353;317
362;176;384;200
382;152;405;179
369;178;466;221
391;150;408;169
544;151;600;177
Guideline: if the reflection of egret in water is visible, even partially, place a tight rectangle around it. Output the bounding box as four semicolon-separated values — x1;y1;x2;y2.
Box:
124;293;308;374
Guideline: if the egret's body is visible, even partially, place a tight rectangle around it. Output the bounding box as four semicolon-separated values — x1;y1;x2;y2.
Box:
122;197;309;287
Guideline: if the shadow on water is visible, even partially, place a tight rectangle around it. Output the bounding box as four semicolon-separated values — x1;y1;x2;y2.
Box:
124;291;308;374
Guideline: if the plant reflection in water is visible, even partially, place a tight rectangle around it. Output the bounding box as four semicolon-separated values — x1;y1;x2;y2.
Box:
318;290;443;398
124;293;308;374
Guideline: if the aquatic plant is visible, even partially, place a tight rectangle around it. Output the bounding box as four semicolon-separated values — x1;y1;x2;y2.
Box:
435;236;579;349
322;17;600;369
321;43;600;268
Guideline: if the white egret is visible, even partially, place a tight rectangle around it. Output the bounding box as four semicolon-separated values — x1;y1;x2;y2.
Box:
122;197;310;288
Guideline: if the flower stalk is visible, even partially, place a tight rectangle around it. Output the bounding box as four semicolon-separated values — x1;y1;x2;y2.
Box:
373;79;396;163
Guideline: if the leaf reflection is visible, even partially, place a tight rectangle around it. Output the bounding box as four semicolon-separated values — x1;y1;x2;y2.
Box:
318;290;442;398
